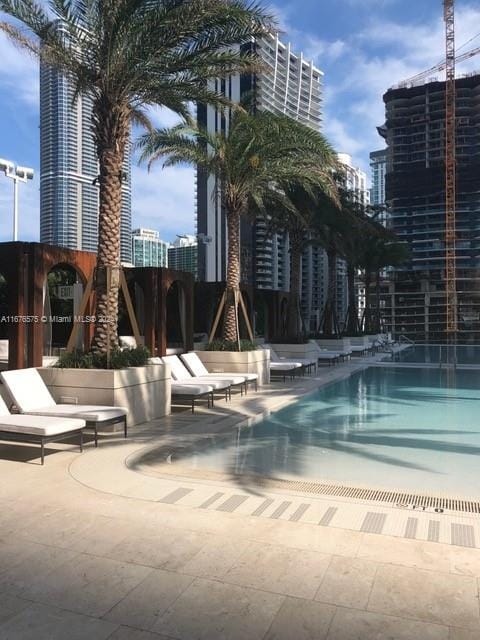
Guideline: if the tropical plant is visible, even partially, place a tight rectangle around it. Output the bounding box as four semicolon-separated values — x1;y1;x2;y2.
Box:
0;0;274;353
263;178;339;339
139;110;336;344
359;234;409;333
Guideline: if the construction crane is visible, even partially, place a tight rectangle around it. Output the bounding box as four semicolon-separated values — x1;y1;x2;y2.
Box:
396;44;480;89
444;0;457;344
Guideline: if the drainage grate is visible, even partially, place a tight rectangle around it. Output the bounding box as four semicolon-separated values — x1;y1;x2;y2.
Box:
252;477;480;515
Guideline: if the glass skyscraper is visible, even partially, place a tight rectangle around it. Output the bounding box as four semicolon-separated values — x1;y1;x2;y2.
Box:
40;62;132;263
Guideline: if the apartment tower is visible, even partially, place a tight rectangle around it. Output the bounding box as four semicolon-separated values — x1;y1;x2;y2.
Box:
379;74;480;342
40;61;132;263
196;33;323;289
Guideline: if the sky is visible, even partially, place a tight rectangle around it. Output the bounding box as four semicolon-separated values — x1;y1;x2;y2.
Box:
0;0;480;244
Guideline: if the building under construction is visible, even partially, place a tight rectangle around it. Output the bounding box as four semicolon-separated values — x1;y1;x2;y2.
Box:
378;73;480;343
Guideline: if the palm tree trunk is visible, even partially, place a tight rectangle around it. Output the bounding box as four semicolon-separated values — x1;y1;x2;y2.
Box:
375;269;381;333
223;208;241;343
363;271;372;333
287;236;303;338
91;101;130;355
322;247;338;336
345;263;359;335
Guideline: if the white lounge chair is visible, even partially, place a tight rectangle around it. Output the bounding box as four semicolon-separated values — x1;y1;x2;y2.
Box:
149;357;215;412
262;344;316;374
1;368;128;447
180;352;254;395
0;393;85;465
162;355;233;401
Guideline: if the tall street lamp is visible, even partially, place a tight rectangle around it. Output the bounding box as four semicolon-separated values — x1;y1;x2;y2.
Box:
0;159;34;241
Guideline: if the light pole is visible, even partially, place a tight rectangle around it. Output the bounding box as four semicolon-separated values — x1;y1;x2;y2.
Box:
0;159;34;241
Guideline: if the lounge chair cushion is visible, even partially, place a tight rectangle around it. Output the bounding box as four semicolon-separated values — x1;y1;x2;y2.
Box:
269;362;299;371
2;368;57;412
24;405;127;423
180;354;246;385
172;383;213;395
0;414;85;437
162;356;231;390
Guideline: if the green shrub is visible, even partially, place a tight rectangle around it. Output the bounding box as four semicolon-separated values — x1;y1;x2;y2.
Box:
55;346;150;370
205;339;258;352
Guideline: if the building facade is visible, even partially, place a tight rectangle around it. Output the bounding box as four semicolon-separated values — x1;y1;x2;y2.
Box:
379;74;480;342
131;228;168;268
196;32;323;289
369;149;387;208
40;61;132;263
168;234;198;278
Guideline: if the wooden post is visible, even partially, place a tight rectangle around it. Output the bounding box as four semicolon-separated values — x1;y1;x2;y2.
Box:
208;290;226;344
120;269;142;346
66;275;93;353
238;290;254;341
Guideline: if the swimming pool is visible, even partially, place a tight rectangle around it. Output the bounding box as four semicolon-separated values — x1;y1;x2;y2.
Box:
173;367;480;498
395;344;480;366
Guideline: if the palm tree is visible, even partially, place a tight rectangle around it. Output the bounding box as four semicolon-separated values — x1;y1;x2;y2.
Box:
0;0;273;353
139;110;336;344
360;236;409;333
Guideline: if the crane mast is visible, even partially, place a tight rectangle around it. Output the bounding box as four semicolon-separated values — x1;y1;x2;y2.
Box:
444;0;457;342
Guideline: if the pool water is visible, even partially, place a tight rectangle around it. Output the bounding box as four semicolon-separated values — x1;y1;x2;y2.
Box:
396;344;480;365
180;367;480;498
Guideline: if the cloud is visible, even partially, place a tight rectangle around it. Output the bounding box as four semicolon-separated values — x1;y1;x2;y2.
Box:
0;32;39;107
130;164;195;243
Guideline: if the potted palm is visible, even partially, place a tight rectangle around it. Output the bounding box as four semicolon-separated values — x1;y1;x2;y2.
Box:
139;109;338;382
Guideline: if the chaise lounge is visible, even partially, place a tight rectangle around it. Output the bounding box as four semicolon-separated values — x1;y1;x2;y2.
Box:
1;368;128;447
0;393;85;465
180;352;255;395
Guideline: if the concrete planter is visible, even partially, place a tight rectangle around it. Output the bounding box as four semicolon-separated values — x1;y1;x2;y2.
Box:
196;349;270;386
271;343;319;361
316;338;351;352
38;364;171;427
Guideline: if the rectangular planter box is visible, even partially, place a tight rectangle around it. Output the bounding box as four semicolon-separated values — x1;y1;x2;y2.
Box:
38;364;171;427
196;350;270;386
316;338;350;352
271;343;319;361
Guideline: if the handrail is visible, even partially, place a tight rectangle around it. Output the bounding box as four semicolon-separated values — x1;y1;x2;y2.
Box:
398;335;415;344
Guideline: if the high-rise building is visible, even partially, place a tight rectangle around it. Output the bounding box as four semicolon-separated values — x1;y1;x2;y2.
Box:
196;32;323;287
369;149;387;207
168;234;198;278
379;74;480;342
40;61;132;262
131;228;168;268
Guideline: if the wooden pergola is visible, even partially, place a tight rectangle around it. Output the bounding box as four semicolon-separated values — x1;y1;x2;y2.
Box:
0;242;194;369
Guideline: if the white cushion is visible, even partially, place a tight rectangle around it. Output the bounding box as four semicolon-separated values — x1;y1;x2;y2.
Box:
162;356;193;381
172;383;213;395
182;377;231;390
181;353;210;377
270;362;299;371
0;393;11;417
25;405;127;423
0;414;85;436
1;368;56;412
0;340;8;360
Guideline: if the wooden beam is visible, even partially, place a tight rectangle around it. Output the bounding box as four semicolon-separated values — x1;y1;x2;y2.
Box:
120;269;142;347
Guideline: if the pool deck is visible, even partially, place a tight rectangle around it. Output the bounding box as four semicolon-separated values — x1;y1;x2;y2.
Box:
1;353;480;639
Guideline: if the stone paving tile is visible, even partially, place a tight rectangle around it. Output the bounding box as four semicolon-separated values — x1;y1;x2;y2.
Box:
106;528;207;572
367;564;480;630
315;556;378;609
0;544;78;595
250;519;363;557
21;553;152;618
107;627;173;640
153;577;284;640
0;602;118;640
104;569;194;631
326;608;449;640
223;540;331;599
264;596;336;640
0;592;32;625
357;533;452;573
177;536;251;579
448;628;480;640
